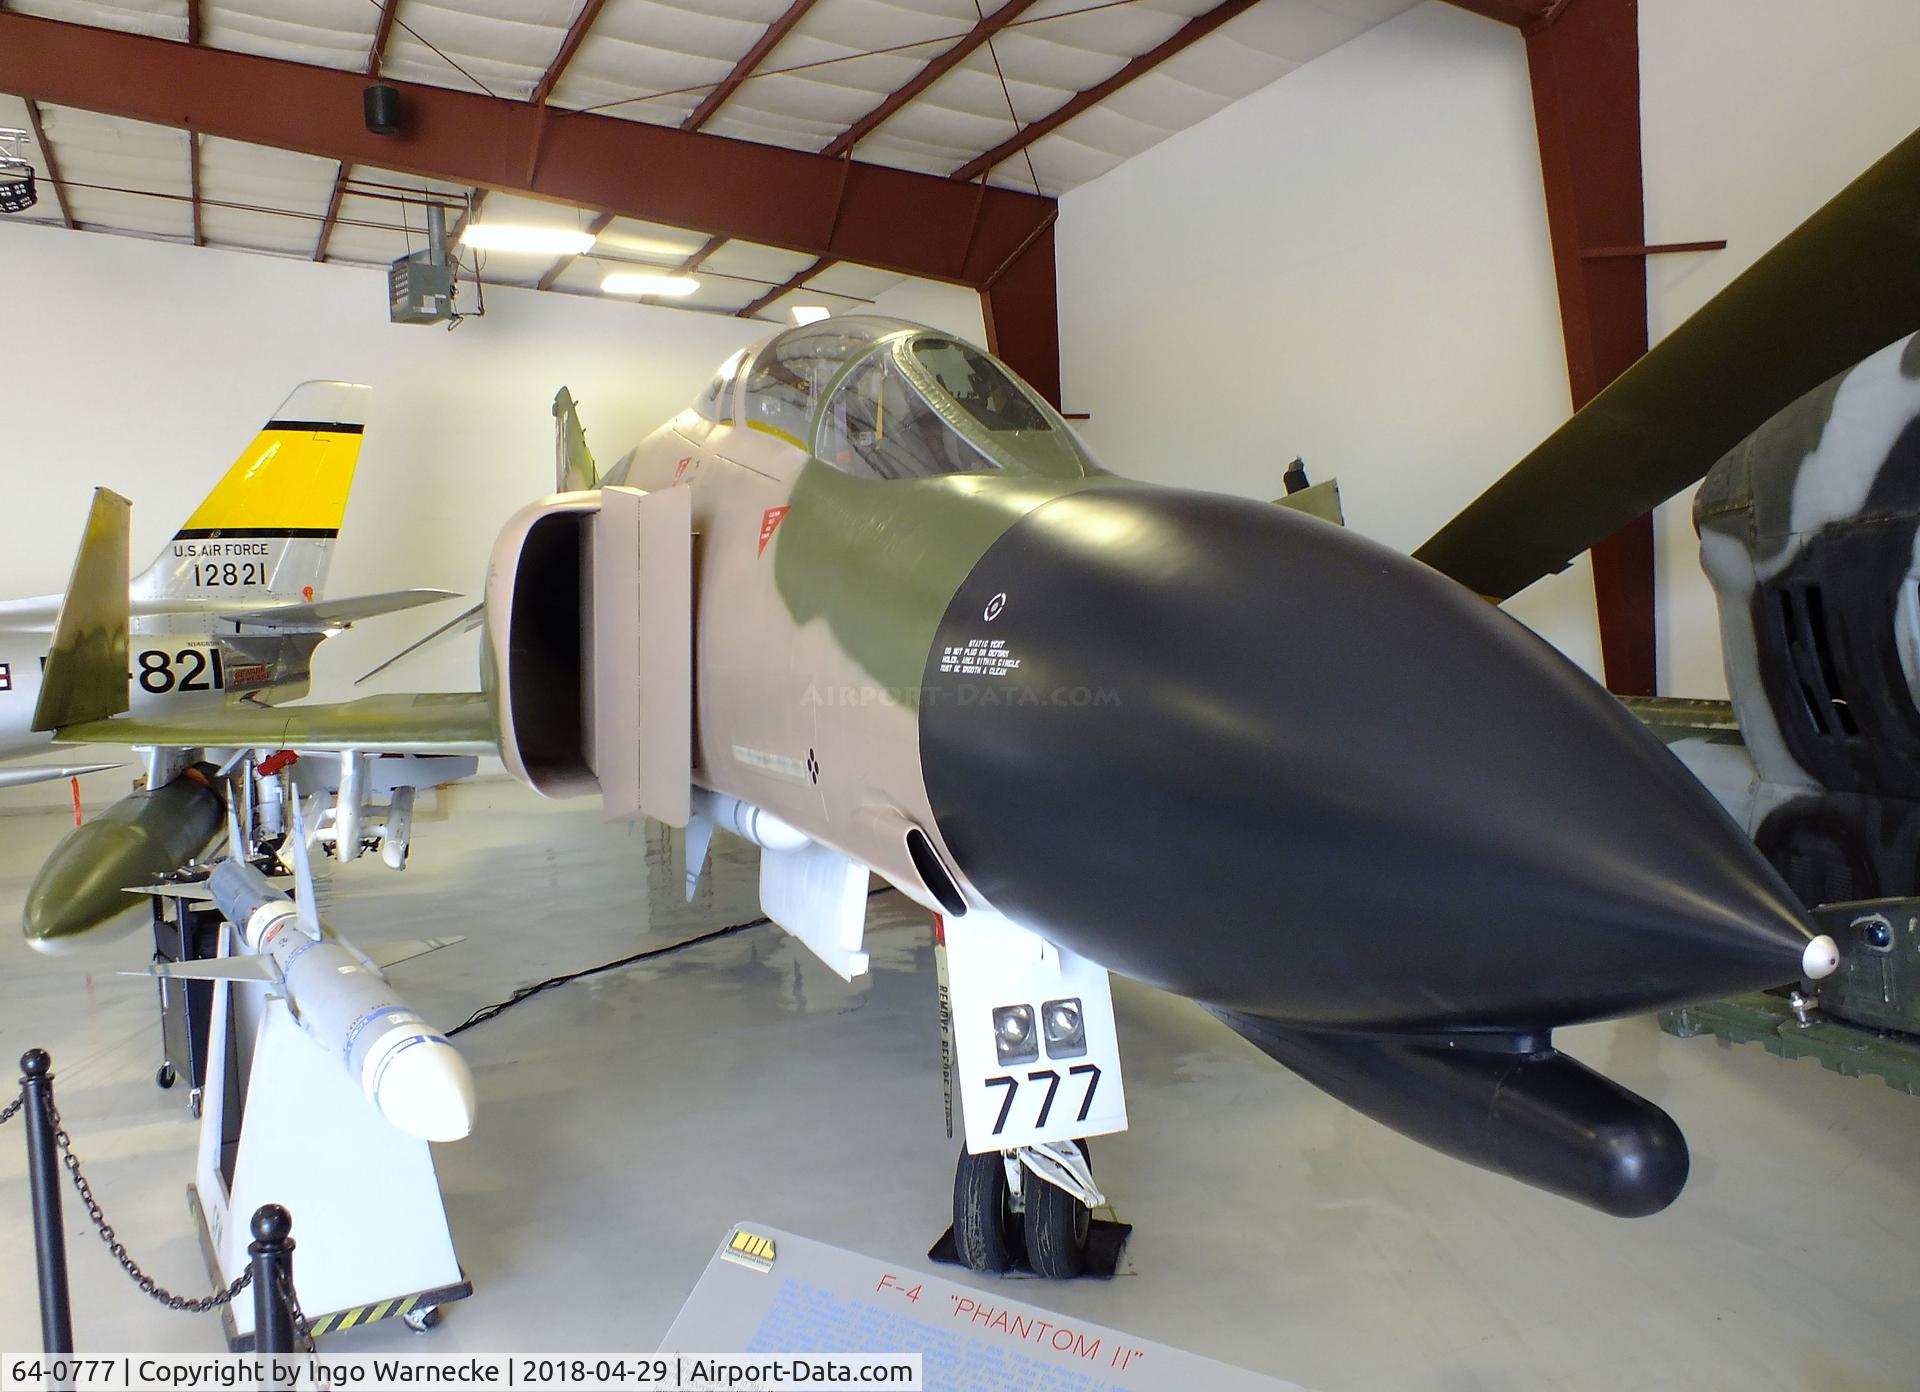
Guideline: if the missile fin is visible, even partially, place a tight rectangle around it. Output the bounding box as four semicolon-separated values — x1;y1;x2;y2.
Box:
685;812;715;901
124;883;216;901
288;793;323;940
123;958;278;983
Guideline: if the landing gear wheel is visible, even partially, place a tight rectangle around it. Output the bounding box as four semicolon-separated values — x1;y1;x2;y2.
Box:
155;1063;176;1090
402;1306;439;1334
1023;1140;1092;1280
953;1146;1023;1273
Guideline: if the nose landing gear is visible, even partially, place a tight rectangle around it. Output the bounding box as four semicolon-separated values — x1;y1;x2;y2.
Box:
951;1139;1097;1278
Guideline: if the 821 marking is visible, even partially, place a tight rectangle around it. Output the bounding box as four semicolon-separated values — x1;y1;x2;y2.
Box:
137;647;225;695
985;1064;1102;1136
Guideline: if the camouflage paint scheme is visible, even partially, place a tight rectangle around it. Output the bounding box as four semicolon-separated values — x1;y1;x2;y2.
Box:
1644;332;1920;1045
42;316;1826;1222
31;122;1920;1244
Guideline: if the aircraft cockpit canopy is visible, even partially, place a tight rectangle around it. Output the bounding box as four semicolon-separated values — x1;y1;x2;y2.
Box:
736;315;1097;481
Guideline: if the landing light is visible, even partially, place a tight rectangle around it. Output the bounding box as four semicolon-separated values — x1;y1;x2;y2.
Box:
460;224;597;255
602;272;700;298
993;1004;1038;1064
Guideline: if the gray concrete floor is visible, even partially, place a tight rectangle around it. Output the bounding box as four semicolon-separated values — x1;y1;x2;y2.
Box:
0;780;1916;1390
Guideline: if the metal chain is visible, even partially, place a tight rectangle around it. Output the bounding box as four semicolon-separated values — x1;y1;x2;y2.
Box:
275;1263;317;1353
0;1089;21;1126
46;1094;253;1312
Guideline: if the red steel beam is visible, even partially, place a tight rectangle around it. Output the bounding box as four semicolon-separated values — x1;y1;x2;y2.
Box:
981;220;1060;407
313;173;350;260
683;233;727;271
1526;0;1655;695
1442;0;1559;27
188;131;203;245
367;0;400;75
532;0;609;107
537;209;615;291
315;2;401;263
821;0;1042;160
684;0;820;132
737;256;834;320
951;0;1259;184
23;99;73;229
0;11;1054;288
449;187;487;245
187;0;204;246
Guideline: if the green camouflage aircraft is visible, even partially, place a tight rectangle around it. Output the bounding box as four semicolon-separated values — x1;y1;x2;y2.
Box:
21;128;1920;1279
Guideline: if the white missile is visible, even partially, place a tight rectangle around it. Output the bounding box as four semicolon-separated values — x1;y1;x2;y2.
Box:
142;858;474;1142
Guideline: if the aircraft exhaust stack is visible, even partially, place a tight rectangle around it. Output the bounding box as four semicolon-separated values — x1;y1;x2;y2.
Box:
23;765;224;950
1214;1012;1689;1218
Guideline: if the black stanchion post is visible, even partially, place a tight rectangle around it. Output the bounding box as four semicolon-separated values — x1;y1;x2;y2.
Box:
249;1204;296;1354
21;1049;75;1354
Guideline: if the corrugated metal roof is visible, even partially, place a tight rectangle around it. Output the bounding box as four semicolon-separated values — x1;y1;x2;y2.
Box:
0;0;1419;320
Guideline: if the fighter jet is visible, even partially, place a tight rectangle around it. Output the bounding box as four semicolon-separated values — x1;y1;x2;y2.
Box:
27;129;1920;1280
11;383;458;946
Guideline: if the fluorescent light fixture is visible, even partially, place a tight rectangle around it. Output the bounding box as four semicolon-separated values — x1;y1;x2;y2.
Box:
602;272;700;297
789;305;832;325
460;224;597;255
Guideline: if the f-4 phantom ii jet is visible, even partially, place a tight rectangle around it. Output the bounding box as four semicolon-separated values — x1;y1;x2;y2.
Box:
12;383;459;948
31;128;1920;1279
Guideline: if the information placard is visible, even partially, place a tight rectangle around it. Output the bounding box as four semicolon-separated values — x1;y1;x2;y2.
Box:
662;1223;1309;1392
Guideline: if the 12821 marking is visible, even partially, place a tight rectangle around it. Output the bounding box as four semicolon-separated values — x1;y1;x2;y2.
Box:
192;560;266;587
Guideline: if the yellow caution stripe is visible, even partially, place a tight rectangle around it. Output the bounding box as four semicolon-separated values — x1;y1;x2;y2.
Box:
308;1293;419;1336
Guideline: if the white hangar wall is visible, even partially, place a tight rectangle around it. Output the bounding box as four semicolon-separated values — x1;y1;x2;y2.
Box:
1057;0;1920;697
0;218;982;808
1054;2;1590;669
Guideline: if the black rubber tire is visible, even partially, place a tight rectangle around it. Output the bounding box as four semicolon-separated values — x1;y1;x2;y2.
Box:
1023;1140;1093;1280
155;1063;176;1090
952;1147;1022;1273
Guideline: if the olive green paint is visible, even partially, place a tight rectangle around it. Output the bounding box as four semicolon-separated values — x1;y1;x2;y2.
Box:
773;461;1121;694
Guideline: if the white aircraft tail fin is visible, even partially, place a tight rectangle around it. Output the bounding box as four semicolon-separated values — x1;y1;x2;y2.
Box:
132;381;372;607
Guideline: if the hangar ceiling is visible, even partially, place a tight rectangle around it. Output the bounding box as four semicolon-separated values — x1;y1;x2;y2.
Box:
0;0;1421;321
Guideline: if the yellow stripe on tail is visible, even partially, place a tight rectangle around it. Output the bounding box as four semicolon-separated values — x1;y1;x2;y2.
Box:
176;381;370;538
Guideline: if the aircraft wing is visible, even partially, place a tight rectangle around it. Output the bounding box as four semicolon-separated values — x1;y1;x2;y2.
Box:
0;761;121;789
1416;126;1920;601
51;692;497;756
1617;695;1744;743
210;589;460;630
0;588;458;632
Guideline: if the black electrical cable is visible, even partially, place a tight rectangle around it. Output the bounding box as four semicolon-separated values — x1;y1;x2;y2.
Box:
446;916;769;1036
445;887;893;1037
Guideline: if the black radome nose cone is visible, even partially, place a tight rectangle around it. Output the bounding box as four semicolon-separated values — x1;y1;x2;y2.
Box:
918;485;1816;1030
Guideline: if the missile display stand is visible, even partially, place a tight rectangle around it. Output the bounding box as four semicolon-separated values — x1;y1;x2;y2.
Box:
186;903;469;1348
150;883;224;1109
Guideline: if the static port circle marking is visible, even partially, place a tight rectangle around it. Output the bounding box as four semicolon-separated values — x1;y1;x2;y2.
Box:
984;592;1007;621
